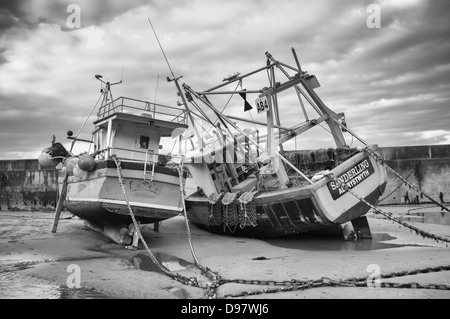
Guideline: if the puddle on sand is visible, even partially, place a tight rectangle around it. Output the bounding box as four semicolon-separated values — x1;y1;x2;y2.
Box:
0;279;110;299
399;211;450;226
264;233;428;251
131;252;195;274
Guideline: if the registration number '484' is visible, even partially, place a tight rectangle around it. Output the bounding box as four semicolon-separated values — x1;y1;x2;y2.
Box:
255;96;269;114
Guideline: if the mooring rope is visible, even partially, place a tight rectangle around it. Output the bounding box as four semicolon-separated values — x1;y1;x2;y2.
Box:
176;162;222;298
112;156;202;288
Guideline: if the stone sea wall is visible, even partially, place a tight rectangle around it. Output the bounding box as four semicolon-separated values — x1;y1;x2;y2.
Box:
0;160;58;211
377;145;450;205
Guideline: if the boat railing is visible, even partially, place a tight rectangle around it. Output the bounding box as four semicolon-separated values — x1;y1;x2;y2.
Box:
97;96;187;124
102;147;162;163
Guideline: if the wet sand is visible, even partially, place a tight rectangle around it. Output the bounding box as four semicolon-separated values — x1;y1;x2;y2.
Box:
1;205;449;299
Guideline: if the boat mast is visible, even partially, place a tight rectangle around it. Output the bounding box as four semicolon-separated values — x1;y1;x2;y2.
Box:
147;18;205;150
265;51;347;148
268;62;284;153
95;75;122;159
170;77;206;149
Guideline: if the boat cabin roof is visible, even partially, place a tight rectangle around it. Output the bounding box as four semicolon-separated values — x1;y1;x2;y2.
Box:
93;96;188;137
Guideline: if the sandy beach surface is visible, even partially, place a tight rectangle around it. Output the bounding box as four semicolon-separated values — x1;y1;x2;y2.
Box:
1;205;449;300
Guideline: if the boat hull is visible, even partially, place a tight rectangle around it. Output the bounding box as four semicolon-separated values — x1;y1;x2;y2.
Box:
58;160;183;225
185;146;387;238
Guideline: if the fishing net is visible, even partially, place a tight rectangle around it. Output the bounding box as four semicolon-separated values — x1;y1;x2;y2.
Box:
238;191;258;227
222;192;240;226
283;148;335;175
208;193;223;225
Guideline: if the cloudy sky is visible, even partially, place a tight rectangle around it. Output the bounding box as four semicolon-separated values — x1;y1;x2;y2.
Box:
0;0;449;159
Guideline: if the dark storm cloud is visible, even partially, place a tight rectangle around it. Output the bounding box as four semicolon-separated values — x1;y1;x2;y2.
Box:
0;91;89;157
1;0;450;158
31;0;184;30
0;0;32;30
0;0;179;32
362;1;450;71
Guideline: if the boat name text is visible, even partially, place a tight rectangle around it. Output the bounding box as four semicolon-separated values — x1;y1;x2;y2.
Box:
327;158;374;200
129;180;160;197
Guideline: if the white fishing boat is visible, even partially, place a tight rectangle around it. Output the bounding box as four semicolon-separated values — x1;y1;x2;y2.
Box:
39;75;188;246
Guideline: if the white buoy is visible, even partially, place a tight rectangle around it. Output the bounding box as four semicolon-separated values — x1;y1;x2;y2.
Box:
38;148;59;168
73;164;88;178
65;157;79;175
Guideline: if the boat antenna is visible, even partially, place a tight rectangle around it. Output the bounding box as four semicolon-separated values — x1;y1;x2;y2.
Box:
147;18;175;79
147;17;205;148
120;63;125;82
154;74;160;105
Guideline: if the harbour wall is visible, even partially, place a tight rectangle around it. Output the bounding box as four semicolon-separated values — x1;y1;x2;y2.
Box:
377;145;450;205
0;144;449;211
0;160;58;211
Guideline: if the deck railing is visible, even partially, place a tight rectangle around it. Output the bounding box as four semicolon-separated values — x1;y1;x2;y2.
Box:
97;96;187;124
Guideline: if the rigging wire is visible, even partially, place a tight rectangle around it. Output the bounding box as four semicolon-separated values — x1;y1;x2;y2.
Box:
74;93;103;138
154;74;160;105
317;122;354;147
147;18;176;79
207;80;243;134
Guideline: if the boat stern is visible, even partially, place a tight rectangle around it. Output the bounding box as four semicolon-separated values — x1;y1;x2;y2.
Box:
311;145;387;224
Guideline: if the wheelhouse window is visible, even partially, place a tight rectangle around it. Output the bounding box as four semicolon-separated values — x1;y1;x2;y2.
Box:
139;136;150;149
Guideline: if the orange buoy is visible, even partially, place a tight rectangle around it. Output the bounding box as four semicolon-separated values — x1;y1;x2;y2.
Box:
78;154;95;171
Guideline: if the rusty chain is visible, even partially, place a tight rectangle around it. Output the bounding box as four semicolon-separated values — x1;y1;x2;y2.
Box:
221;264;450;298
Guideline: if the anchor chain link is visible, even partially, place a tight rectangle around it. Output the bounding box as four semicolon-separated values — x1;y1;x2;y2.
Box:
220;264;450;298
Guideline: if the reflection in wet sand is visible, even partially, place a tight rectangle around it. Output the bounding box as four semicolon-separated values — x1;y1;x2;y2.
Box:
263;233;430;251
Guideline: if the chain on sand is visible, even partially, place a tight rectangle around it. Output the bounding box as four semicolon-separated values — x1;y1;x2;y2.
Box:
220;264;450;298
176;162;223;298
112;156;218;295
112;155;450;299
